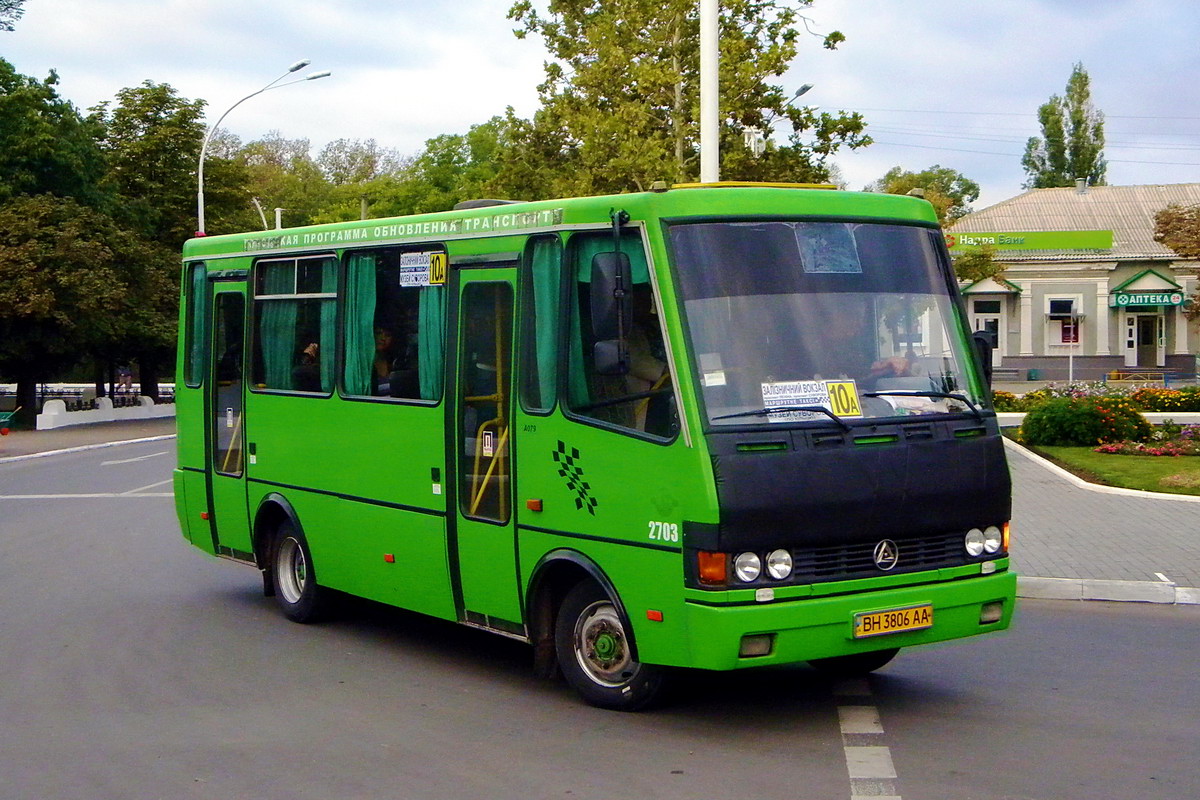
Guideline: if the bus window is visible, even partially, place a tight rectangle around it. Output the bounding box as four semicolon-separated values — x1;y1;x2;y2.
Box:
251;256;337;394
212;293;245;476
519;236;562;413
458;282;513;523
565;233;676;438
183;263;207;388
343;247;446;401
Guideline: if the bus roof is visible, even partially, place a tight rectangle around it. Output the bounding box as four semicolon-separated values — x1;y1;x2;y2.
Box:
182;183;940;260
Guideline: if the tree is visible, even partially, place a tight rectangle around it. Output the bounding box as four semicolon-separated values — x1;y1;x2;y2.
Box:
0;58;108;207
239;131;334;228
504;0;868;196
1154;203;1200;259
951;244;1002;284
90;81;207;248
0;0;26;31
1021;63;1106;189
317;138;405;186
866;164;979;225
0;195;172;424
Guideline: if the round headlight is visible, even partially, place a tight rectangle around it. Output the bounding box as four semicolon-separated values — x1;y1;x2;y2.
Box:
983;525;1002;554
964;528;985;557
765;549;793;580
733;552;762;583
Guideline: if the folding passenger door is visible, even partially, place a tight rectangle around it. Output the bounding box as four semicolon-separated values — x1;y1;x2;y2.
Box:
447;265;523;631
204;280;253;559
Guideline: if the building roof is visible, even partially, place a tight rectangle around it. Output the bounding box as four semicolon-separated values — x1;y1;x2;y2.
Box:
947;183;1200;262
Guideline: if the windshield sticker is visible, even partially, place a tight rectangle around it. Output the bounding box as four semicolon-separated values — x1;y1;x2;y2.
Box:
794;223;862;274
703;371;727;387
399;251;437;287
761;379;863;422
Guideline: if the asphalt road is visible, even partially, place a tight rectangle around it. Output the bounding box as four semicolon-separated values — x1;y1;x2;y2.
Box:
1;441;1197;800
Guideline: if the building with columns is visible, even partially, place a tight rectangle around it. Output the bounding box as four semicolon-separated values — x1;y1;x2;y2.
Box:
946;182;1200;381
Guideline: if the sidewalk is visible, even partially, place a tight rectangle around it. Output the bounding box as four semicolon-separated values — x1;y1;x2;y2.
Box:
0;417;176;461
1;418;1197;604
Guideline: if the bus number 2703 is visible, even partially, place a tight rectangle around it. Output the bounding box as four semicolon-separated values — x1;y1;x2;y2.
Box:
648;521;680;543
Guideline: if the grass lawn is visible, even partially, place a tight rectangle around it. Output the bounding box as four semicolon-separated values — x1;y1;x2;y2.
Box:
1022;443;1200;496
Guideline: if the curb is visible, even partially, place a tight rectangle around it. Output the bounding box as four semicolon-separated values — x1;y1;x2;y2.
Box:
1002;436;1200;503
1019;576;1200;605
0;434;177;464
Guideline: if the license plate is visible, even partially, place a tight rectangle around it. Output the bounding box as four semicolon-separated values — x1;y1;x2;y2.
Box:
853;604;933;639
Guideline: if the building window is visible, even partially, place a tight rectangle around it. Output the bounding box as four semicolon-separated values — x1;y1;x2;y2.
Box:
973;299;1001;314
1045;296;1083;350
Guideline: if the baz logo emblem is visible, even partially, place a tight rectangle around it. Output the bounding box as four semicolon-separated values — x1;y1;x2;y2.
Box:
873;539;899;571
553;441;598;515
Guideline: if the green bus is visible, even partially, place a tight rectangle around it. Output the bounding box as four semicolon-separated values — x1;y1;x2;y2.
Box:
173;183;1014;710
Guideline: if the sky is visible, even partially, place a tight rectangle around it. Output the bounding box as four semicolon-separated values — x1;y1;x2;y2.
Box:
2;0;1199;212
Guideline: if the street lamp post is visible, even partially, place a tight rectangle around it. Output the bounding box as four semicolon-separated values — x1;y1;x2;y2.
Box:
195;60;331;236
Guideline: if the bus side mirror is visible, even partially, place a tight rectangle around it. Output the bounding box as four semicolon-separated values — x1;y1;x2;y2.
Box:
590;251;633;376
972;329;996;388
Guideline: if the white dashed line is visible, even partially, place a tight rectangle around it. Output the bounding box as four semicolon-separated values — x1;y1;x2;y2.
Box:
835;679;903;800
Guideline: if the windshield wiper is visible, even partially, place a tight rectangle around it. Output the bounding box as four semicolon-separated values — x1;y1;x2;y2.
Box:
863;390;983;420
712;405;852;431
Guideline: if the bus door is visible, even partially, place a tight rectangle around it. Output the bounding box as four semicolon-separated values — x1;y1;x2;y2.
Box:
205;282;253;560
449;269;523;630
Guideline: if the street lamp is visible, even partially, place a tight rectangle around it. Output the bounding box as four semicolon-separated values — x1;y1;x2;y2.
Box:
787;84;814;105
195;60;331;236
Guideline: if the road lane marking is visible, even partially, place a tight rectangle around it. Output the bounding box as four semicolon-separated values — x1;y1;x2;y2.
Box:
835;679;903;800
1155;572;1172;583
0;493;172;499
101;451;168;466
122;479;173;495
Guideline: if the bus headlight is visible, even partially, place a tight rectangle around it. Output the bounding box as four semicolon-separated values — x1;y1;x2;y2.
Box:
983;526;1003;554
733;552;762;583
765;549;793;580
964;528;985;557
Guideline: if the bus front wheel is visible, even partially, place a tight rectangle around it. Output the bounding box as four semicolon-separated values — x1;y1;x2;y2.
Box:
554;581;664;711
270;522;330;623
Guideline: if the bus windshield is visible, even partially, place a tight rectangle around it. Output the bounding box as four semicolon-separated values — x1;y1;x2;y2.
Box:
669;220;984;426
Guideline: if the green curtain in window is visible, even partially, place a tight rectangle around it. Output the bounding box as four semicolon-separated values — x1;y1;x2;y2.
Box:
530;238;561;408
568;234;650;407
319;260;337;392
260;265;298;389
343;253;377;396
418;285;445;400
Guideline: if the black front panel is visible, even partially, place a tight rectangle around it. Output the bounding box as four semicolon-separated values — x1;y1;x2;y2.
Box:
704;419;1011;553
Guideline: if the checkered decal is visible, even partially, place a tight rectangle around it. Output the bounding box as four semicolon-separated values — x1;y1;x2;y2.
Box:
553;440;598;515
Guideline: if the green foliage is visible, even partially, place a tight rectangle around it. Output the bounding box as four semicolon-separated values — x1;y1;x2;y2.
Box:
990;390;1020;411
0;58;108;207
1021;63;1106;189
504;0;868;195
0;194;176;372
1019;396;1151;446
952;244;1002;283
89;81;207;248
1153;203;1200;263
0;0;25;31
1129;386;1200;412
867;164;979;225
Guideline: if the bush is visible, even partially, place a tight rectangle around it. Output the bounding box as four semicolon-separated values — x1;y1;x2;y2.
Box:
1130;386;1200;412
991;390;1020;411
1019;396;1152;446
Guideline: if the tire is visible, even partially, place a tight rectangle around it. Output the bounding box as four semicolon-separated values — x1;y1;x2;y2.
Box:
270;522;330;623
554;581;665;711
809;647;899;677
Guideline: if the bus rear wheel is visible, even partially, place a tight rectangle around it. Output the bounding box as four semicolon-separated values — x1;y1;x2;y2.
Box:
270;522;330;623
554;581;664;711
809;648;899;676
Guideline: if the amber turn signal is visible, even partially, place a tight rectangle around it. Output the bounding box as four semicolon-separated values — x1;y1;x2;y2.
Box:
697;551;727;586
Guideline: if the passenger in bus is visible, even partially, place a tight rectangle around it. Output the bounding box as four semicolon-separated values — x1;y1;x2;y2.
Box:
292;342;322;392
374;324;419;397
